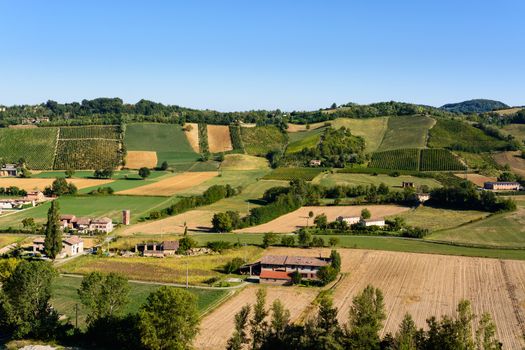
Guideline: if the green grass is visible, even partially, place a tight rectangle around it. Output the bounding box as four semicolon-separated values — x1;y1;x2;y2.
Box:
0;234;30;248
312;173;441;189
502;123;525;144
330;117;389;152
377;115;435;151
51;276;229;328
124;123;199;167
241;126;287;156
263;167;325;181
454;152;500;174
286;130;323;154
0;127;58;169
393;207;490;232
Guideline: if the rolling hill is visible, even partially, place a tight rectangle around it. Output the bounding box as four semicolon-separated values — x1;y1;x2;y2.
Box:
440;99;509;114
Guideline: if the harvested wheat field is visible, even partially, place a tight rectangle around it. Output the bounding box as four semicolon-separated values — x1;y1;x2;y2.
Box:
195;285;318;350
207;125;233;153
0;178;114;191
220;154;269;170
493;151;525;176
117;172;218;196
286;122;325;132
125;151;158;169
184;123;200;152
121;209;214;235
454;173;496;187
236;205;410;233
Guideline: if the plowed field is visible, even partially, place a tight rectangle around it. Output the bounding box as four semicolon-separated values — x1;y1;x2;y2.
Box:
207;125;233;153
116;172;218;196
184;123;200;153
125;151;158;169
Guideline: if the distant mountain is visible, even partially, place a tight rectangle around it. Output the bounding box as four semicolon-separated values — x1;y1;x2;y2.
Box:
440;99;509;114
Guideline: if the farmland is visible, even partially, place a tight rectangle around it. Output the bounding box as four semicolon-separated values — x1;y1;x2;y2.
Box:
493;151;525;176
0;177;114;192
377;115;435;151
207;125;233;153
219;154;269;170
54;139;121;169
0;127;58;169
502;123;525;143
184;123;200;152
59;125;119;139
370;148;419;170
285;128;323;154
241;125;287;156
420;148;466;171
454;173;496;187
262;167;325;181
329;117;389;152
124;151;158;169
312;172;441;189
395;206;490;232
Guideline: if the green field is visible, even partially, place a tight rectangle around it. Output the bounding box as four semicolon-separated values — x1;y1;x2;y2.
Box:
286;129;323;154
377;115;435;151
0;195;176;229
393;206;490;232
52;276;229;328
0;127;58;169
54;139;121;170
59;125;119;139
124;123;199;168
420;149;466;171
454;151;500;174
330;117;389;152
262;167;325;181
502;123;525;144
312;173;441;189
370;148;420;170
0;234;30;248
241;126;287;156
428;119;510;152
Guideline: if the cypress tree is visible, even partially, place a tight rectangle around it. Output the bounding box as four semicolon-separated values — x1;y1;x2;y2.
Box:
44;201;62;259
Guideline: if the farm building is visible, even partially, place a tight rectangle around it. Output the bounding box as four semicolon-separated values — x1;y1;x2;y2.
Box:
59;215;114;234
417;193;430;203
483;182;521;191
0;198;35;209
0;164;18;177
251;255;330;285
359;218;386;227
401;181;414;188
336;216;361;225
134;240;180;257
309;159;322;167
24;191;46;202
33;235;84;258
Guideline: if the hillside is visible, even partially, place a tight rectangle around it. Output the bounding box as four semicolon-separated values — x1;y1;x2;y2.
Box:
440;99;509;113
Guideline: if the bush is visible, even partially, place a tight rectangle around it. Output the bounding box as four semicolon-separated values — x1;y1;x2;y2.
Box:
206;241;233;252
262;233;279;248
280;236;295;247
224;257;246;274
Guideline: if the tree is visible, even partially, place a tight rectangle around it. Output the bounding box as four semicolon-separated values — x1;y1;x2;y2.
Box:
44;201;62;259
346;285;386;350
65;168;75;178
311;236;325;247
497;171;516;182
269;299;290;345
281;235;295;247
360;208;371;220
44;177;77;196
160;161;169;171
78;272;130;326
263;232;279;248
316;293;341;341
317;266;337;285
314;213;328;229
331;102;337;109
307;210;314;226
177;235;197;253
19;167;31;178
139;167;151;180
224;257;246;274
22;217;36;233
251;288;269;349
394;313;417;350
0;258;20;283
291;270;302;285
330;250;341;272
297;229;312;247
475;313;502;350
328;237;339;247
212;212;233;232
227;305;251;350
138;287;199;350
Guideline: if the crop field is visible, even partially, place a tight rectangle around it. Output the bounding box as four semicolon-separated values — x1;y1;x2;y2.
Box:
59;125;119;139
493;151;525;176
330;117;389;152
0;234;30;250
116;171;218;196
220;154;269;170
369;148;420;170
265;247;525;349
286;122;326;132
262;167;325;181
207;125;233;153
195;285;319;350
184;123;200;152
453;173;496;187
54;139;121;169
502;123;525;143
236;205;410;233
285;129;323;154
124;151;158;169
124;123;200;168
377;115;435;151
0;177;114;192
420;148;466;171
496;108;523;116
455;151;500;174
59;246;263;285
312;172;441;189
0;127;58;169
52;276;228;328
174;170;270;196
241;125;287;156
395;206;490;232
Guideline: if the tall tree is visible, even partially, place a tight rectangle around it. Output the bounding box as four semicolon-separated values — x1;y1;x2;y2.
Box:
475;313;502;350
44;200;62;259
227;304;251;350
250;288;269;349
269;299;290;344
394;313;417;350
138;286;199;350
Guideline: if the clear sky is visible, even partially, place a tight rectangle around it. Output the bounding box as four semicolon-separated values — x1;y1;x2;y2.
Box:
0;0;523;111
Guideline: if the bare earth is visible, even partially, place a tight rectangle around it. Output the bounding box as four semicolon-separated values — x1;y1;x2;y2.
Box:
184;123;200;153
121;209;215;235
207;125;233;153
116;172;218;196
194;285;318;350
264;247;525;350
125;151;158;169
454;173;497;187
235;205;410;233
493;151;525;177
0;178;114;191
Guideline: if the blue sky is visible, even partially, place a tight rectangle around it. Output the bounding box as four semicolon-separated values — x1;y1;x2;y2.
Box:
0;0;524;111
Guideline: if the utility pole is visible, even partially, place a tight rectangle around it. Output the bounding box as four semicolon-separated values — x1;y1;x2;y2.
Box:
186;256;189;288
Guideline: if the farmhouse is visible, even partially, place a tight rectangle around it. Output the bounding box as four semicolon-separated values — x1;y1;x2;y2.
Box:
134;240;180;257
257;255;330;285
24;191;46;202
417;193;430;203
401;181;414;188
59;215;114;234
309;159;322;167
0;164;18;177
483;182;521;191
33;235;84;258
359;218;386;227
336;216;361;225
0;198;35;209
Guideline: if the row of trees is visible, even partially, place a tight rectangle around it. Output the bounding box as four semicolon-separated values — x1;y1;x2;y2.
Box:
227;286;502;350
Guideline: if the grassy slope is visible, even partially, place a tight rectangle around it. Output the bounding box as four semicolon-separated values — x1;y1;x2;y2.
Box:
52;276;228;328
0;234;30;248
377;115;435;151
0;127;58;169
241;126;286;156
124;123;199;168
394;206;490;232
220;154;270;170
312;173;441;189
286;130;323;154
330;117;389;152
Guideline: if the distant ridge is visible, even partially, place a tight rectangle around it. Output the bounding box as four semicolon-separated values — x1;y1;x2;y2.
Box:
440;99;509;114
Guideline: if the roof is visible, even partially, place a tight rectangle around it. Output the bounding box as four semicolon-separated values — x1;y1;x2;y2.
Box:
76;217;91;225
260;255;328;267
63;235;83;245
337;215;360;219
363;218;385;223
260;270;291;280
484;182;520;185
161;240;179;250
60;214;76;220
1;164;17;170
260;255;288;265
91;217;112;224
33;237;45;244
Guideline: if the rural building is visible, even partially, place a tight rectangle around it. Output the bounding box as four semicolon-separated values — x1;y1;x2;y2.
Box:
401;181;414;188
0;198;35;209
0;164;18;177
135;240;179;257
33;235;84;258
24;191;46;202
483;182;521;191
336;216;361;225
257;255;330;285
417;193;430;203
59;215;114;234
359;218;386;227
309;159;322;167
90;217;114;233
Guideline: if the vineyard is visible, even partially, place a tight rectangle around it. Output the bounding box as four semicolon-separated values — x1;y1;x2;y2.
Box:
420;149;466;171
228;125;244;152
0;127;58;169
198;123;209;154
370;148;467;171
59;125;120;139
262;167;325;181
241;125;287;156
54;140;121;170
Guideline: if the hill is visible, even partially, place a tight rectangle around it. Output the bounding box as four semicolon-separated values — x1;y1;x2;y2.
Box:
440;99;509;114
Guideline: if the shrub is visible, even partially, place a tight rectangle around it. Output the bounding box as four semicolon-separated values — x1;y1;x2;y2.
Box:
224;257;246;274
206;241;233;253
280;236;295;247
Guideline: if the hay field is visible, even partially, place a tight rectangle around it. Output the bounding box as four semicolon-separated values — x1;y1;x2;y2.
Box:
265;247;525;349
493;151;525;176
207;125;233;153
396;206;490;232
184;123;200;152
496;107;523;116
220;154;269;170
378;115;435;151
236;205;410;233
286;122;326;132
453;173;496;187
125;151;158;169
330;117;389;152
195;285;318;350
0;178;114;191
116;172;218;196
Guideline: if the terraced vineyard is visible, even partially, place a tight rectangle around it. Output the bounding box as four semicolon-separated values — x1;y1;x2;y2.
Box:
420;148;466;171
54;139;121;169
369;148;420;170
262;167;325;181
0;127;58;169
59;125;120;139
